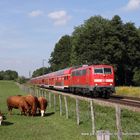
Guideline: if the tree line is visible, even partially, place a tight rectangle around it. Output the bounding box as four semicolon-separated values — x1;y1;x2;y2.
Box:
33;15;140;86
0;70;18;80
0;70;28;84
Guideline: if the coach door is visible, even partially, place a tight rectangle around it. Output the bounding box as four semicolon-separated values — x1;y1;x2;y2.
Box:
86;68;91;86
64;75;69;86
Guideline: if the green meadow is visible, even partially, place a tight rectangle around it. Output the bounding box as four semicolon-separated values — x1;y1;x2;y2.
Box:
0;81;140;140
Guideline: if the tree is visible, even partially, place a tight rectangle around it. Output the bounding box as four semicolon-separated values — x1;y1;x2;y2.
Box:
71;16;110;65
3;70;18;80
133;68;140;85
17;76;27;84
70;15;140;85
0;70;18;80
32;67;51;77
0;71;4;80
49;35;72;71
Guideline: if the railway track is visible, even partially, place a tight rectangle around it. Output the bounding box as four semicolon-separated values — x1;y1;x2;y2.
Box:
68;92;140;108
100;95;140;108
46;88;140;109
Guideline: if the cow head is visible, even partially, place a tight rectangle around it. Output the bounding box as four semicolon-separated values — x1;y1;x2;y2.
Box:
0;116;3;125
41;110;45;117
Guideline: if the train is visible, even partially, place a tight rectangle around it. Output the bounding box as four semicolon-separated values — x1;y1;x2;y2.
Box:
30;64;115;98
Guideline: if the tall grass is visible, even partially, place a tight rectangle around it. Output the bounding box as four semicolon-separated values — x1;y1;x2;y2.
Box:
116;86;140;98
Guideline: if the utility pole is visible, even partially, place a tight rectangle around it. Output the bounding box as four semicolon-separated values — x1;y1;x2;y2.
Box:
42;59;46;75
29;71;31;78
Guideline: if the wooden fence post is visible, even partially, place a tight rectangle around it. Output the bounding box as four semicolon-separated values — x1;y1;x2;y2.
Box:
44;90;46;97
34;86;36;96
64;96;68;119
36;87;38;96
38;88;40;96
115;105;122;140
44;90;46;98
40;89;42;96
38;88;40;97
59;95;62;116
42;89;44;97
39;89;41;96
37;88;39;97
76;98;80;125
49;92;51;108
26;86;29;93
54;94;56;112
31;87;33;95
33;87;35;96
25;86;28;93
29;87;31;95
41;89;42;96
90;100;95;135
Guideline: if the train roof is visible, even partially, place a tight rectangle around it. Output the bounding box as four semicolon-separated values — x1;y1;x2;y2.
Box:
43;67;73;77
72;64;113;71
31;64;113;79
93;64;113;68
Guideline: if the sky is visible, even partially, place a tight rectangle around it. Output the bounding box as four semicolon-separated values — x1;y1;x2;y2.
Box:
0;0;140;77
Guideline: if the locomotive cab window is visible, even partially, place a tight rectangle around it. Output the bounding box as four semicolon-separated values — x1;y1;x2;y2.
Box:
94;68;103;74
94;68;112;74
104;68;112;74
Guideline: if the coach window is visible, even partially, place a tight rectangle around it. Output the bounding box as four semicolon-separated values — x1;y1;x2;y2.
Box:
79;70;82;76
75;71;78;76
82;69;86;75
64;76;67;80
76;70;80;76
72;71;75;76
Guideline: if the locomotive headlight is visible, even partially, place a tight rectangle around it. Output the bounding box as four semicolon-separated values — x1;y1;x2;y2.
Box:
95;84;98;86
110;84;112;86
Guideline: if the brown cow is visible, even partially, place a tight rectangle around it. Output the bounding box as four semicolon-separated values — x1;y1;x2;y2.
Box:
24;95;38;116
37;97;48;117
7;95;30;116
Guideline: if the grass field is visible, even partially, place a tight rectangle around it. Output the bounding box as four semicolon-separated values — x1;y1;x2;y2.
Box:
0;81;140;140
116;86;140;98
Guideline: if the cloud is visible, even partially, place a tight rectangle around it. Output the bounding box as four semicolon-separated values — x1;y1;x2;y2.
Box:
28;10;43;17
123;0;140;11
48;10;71;26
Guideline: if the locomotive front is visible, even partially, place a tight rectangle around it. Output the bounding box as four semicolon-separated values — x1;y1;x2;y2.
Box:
91;65;115;98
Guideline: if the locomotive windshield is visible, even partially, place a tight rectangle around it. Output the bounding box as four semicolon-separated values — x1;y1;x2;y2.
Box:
94;68;103;74
104;68;112;74
94;68;112;74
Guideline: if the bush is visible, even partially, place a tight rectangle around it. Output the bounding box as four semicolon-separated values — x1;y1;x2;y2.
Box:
133;68;140;86
17;76;27;84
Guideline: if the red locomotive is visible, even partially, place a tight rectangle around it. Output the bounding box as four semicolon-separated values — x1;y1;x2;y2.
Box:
30;64;115;98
